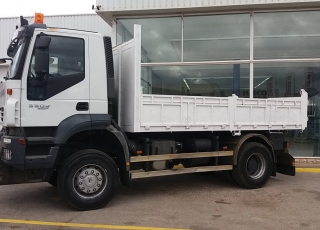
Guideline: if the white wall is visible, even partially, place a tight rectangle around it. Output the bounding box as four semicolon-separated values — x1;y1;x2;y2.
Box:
0;65;8;79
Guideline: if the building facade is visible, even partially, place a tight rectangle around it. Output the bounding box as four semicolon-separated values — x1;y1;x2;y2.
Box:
97;0;320;157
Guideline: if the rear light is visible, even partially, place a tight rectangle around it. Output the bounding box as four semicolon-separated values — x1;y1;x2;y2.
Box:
286;142;290;148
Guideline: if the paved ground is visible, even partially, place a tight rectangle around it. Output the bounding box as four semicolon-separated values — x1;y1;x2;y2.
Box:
0;172;320;230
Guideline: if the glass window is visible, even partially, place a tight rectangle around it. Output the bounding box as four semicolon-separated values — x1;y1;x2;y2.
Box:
255;62;320;158
28;36;85;100
117;17;182;63
141;64;250;97
253;62;320;98
254;11;320;59
10;43;25;79
183;14;250;62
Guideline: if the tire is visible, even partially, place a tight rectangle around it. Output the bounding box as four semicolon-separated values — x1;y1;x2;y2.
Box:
231;142;272;189
48;171;57;187
57;149;119;210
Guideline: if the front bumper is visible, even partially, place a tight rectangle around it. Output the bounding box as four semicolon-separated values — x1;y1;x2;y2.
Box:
0;135;26;170
0;134;29;185
0;134;59;185
0;134;59;171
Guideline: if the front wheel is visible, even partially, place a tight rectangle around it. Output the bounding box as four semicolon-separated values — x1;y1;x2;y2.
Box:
231;142;272;189
57;149;119;210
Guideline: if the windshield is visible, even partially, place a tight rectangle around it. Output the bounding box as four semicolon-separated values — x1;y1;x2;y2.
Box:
8;43;25;79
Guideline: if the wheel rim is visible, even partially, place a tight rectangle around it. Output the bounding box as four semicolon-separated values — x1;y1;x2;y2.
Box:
73;164;108;199
246;153;266;179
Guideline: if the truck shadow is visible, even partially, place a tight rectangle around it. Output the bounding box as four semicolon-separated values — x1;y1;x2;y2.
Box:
0;172;254;212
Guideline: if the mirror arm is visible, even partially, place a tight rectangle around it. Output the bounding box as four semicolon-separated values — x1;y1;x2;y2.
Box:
0;58;13;64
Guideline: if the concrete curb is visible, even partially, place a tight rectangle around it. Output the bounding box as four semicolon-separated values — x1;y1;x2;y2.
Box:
295;157;320;165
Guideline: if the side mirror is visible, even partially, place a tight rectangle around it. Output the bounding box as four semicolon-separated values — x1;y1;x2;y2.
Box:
34;36;51;79
36;36;51;49
34;49;49;78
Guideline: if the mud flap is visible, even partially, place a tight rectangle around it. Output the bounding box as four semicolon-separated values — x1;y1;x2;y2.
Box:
276;149;295;176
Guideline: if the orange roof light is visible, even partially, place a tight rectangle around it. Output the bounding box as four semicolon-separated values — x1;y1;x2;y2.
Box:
34;13;44;24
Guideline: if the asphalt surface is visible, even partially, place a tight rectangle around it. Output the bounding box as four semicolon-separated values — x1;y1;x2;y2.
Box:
0;172;320;230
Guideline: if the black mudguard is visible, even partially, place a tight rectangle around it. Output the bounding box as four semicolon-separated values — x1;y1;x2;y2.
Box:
276;149;295;176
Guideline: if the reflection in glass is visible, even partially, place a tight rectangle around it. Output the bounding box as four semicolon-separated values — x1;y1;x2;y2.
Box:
141;64;250;97
253;62;320;98
184;14;250;61
117;17;182;63
254;62;320;157
254;11;320;59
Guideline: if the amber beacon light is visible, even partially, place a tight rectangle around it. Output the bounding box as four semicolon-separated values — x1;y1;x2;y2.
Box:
34;13;44;24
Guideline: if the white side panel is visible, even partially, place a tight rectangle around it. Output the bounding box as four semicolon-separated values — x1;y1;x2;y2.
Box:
140;90;308;133
89;35;108;114
141;95;231;132
1;80;21;127
113;25;141;132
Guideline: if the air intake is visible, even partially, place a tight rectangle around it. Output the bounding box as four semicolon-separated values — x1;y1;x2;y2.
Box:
103;36;114;79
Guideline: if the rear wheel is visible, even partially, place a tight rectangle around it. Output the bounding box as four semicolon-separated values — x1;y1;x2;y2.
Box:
57;149;119;210
231;142;272;189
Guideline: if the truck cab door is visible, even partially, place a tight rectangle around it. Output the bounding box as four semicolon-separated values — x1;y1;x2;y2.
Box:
20;32;90;127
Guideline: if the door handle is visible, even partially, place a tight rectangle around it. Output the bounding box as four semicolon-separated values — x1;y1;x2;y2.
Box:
76;102;89;111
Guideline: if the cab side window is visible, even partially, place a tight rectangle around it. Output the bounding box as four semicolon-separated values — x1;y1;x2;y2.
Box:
27;36;85;100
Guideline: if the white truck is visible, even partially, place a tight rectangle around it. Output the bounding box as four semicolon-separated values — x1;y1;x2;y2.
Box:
0;15;310;210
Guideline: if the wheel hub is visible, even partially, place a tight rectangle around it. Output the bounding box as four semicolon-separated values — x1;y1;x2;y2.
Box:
75;166;104;194
246;153;266;179
248;158;258;173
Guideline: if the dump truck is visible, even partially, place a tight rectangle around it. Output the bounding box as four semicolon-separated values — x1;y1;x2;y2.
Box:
0;14;309;210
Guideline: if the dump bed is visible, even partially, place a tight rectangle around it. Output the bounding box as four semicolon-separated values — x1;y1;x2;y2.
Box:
113;25;308;133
